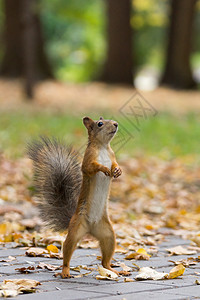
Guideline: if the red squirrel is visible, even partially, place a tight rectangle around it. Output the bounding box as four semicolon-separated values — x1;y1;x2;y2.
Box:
28;116;122;278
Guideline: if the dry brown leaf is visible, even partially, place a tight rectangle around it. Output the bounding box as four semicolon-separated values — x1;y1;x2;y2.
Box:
37;262;61;271
79;240;98;249
120;263;132;272
0;256;16;263
125;248;150;260
124;278;134;282
74;271;92;278
97;266;118;279
0;289;19;297
167;245;197;256
96;275;119;281
0;279;41;296
115;245;128;254
70;266;81;272
15;266;35;273
169;257;199;267
135;267;168;281
26;247;48;257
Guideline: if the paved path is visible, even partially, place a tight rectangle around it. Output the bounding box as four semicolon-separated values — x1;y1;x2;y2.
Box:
0;236;200;299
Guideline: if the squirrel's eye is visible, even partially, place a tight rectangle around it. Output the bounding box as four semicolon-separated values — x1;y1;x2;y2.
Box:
98;122;103;127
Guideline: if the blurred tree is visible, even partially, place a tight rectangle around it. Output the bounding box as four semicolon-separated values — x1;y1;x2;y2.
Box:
0;0;53;98
161;0;197;89
101;0;133;84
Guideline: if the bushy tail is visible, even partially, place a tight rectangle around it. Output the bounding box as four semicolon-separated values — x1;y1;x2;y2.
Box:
27;137;82;232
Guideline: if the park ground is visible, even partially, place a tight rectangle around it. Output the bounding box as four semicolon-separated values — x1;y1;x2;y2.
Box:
0;80;200;299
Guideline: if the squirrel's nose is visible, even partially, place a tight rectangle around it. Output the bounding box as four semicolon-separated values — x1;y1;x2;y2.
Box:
114;122;118;128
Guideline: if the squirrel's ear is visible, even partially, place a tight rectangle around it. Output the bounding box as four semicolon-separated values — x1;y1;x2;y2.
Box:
83;117;95;130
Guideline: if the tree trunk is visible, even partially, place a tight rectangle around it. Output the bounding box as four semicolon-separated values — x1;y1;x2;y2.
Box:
0;0;53;98
101;0;133;85
161;0;197;89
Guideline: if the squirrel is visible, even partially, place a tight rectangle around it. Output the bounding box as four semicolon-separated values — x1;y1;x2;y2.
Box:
28;116;122;278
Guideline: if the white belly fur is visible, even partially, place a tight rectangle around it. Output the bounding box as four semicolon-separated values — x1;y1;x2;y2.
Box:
88;147;111;223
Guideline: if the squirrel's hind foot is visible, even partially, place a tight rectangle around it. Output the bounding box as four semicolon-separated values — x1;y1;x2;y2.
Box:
61;266;73;279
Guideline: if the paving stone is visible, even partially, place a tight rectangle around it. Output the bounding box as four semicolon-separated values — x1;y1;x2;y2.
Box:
35;280;97;292
95;290;188;300
0;248;25;257
162;285;200;298
137;274;199;288
158;238;190;249
75;281;173;295
0;236;199;299
17;289;111;300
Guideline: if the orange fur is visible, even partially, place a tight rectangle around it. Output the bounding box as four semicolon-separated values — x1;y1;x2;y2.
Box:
61;117;122;278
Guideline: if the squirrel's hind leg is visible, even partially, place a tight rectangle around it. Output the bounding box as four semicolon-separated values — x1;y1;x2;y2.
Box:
61;215;88;279
91;218;117;274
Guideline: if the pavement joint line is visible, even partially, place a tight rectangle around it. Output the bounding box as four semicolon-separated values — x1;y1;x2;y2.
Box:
76;286;174;296
135;281;198;288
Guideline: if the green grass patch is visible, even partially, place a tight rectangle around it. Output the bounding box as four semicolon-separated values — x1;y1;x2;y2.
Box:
0;111;199;160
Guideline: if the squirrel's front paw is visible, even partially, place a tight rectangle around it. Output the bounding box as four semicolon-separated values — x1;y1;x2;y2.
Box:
101;166;111;177
113;167;122;178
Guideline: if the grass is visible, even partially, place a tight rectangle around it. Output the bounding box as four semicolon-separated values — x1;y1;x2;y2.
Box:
0;110;200;161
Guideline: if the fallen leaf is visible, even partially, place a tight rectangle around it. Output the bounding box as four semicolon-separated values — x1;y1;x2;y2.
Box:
191;236;200;247
81;265;96;271
137;248;151;256
0;256;16;263
0;206;23;216
120;263;132;272
49;252;62;259
167;245;197;256
79;239;98;249
26;247;48;257
70;266;81;272
74;271;92;278
167;264;185;279
115;245;128;254
96;275;119;281
15;266;36;273
135;267;168;281
0;279;41;296
125;248;150;260
37;262;61;271
0;289;19;297
124;277;134;282
195;279;200;285
169;257;199;267
47;244;59;253
97;266;118;279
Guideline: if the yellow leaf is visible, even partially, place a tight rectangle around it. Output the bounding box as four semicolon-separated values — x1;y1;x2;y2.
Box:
168;264;185;279
0;223;7;234
137;248;151;257
145;224;153;230
4;234;13;242
47;244;59;253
